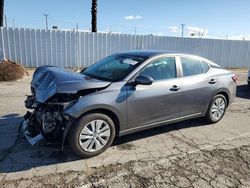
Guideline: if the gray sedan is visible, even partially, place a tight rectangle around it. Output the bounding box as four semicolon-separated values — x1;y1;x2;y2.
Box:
21;50;237;158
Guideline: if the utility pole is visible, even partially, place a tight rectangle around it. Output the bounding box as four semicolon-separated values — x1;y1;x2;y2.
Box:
76;23;79;31
12;19;15;28
43;13;48;30
0;0;4;27
181;24;185;38
91;0;97;32
4;14;7;27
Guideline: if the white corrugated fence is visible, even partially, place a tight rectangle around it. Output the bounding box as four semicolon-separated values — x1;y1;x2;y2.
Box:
0;27;250;68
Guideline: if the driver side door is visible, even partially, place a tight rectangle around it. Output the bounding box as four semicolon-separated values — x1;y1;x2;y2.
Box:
126;56;182;129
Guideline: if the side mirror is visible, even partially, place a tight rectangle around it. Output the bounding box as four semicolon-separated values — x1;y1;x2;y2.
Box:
135;75;153;85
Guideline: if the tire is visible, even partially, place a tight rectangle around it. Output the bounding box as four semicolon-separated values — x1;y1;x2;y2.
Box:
206;94;227;124
68;113;116;158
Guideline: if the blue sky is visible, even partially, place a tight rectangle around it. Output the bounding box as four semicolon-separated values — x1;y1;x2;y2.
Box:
5;0;250;39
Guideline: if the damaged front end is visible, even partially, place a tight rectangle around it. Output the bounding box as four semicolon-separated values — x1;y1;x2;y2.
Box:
19;66;110;147
20;94;77;147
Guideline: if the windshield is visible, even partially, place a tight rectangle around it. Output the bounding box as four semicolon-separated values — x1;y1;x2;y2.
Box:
82;54;147;81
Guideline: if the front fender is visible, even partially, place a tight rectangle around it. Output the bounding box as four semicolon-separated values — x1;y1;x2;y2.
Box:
65;101;122;119
62;90;127;146
62;105;125;148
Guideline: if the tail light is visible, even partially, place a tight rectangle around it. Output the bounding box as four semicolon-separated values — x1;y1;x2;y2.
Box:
231;75;237;83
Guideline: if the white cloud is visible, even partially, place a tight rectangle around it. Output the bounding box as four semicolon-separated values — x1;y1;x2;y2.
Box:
125;15;143;20
168;26;179;33
187;26;208;36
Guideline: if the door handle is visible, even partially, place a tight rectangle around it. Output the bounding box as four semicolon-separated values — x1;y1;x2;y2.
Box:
170;85;181;91
209;79;216;84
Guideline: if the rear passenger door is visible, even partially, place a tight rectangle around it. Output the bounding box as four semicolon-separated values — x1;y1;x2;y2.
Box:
179;56;214;116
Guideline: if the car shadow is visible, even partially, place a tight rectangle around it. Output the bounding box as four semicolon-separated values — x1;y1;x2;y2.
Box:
113;117;208;146
236;84;250;99
0;113;208;174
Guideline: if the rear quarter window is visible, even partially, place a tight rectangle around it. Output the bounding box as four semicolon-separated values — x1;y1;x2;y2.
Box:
201;61;210;73
180;57;203;76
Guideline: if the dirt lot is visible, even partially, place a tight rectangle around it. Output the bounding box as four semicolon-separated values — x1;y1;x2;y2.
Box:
0;69;250;187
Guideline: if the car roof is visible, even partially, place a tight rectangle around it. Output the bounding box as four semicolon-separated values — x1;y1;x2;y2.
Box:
119;50;221;67
120;50;174;58
120;50;201;58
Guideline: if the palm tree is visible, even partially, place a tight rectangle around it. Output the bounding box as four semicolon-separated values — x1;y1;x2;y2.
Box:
0;0;4;27
91;0;97;32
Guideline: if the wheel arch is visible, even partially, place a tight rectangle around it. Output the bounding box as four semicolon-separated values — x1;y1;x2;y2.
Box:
216;90;230;106
62;108;121;149
80;108;120;136
205;90;229;123
204;88;230;116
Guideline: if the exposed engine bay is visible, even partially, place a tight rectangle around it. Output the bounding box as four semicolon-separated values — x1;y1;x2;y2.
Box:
19;66;111;147
21;95;73;146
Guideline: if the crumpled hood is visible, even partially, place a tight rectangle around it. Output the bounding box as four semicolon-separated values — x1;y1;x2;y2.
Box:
31;66;111;103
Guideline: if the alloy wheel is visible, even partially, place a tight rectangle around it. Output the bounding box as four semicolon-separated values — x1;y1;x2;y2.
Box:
79;119;111;152
210;97;226;121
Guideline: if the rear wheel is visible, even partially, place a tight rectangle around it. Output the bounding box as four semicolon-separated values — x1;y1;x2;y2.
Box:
68;113;116;158
206;94;227;123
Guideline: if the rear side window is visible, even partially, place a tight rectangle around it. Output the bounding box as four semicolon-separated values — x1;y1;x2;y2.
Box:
181;57;202;76
201;61;210;73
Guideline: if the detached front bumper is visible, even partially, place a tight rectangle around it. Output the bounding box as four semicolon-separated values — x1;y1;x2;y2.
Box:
19;112;75;149
19;119;44;146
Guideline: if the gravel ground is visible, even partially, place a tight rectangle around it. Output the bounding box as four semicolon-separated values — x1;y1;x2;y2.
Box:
0;69;250;187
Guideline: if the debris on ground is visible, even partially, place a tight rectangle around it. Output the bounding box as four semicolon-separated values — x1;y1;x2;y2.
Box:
0;60;28;81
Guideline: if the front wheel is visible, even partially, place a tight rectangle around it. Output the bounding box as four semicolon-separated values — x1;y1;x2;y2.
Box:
68;113;116;158
206;94;227;123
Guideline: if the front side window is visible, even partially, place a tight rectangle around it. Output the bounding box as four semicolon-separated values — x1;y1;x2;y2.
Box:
140;57;176;81
82;54;147;81
181;57;203;76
